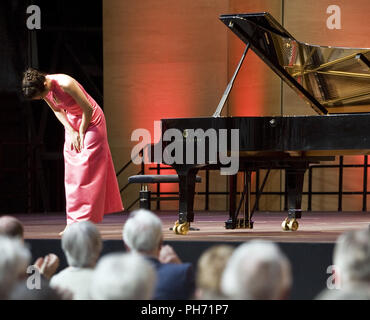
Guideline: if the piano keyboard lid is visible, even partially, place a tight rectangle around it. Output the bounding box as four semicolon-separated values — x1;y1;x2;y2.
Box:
220;12;370;115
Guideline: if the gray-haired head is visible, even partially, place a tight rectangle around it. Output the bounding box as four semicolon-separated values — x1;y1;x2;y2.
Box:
0;236;31;299
220;240;292;300
89;252;156;300
333;228;370;287
0;216;24;240
62;221;102;268
122;209;163;255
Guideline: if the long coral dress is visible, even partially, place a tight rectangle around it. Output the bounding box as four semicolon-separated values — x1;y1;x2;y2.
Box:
45;76;123;225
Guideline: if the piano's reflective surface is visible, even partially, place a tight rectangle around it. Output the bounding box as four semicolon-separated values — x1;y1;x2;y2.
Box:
220;12;370;115
159;13;370;234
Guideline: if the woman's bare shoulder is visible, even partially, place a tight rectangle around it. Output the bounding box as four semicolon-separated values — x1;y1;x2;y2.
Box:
48;74;75;90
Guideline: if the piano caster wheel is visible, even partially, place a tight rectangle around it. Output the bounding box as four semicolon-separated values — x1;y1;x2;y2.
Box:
282;218;299;231
281;218;290;231
172;220;180;234
288;218;299;231
173;222;190;235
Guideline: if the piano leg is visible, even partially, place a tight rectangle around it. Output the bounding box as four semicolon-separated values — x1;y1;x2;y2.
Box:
284;166;307;231
175;166;199;225
226;174;237;227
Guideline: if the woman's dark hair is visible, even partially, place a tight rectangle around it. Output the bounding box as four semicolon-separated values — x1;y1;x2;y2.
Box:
22;67;47;99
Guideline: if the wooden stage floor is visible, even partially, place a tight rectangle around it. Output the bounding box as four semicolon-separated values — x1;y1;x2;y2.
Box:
16;211;370;243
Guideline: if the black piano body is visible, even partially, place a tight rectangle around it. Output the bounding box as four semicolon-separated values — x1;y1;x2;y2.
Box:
159;13;370;233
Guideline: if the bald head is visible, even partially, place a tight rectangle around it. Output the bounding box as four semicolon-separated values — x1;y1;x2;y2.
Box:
0;216;24;239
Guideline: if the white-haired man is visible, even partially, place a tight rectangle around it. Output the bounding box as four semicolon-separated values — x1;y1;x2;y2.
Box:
220;240;292;300
0;235;31;299
50;221;102;299
89;252;156;300
123;209;195;300
316;228;370;299
0;215;59;280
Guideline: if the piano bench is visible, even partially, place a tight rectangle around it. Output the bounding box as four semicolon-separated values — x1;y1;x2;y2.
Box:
128;174;202;210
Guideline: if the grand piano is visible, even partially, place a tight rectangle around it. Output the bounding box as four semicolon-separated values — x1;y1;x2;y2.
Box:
159;12;370;234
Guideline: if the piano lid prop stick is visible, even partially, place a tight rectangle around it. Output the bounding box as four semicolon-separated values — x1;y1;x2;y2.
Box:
213;42;250;117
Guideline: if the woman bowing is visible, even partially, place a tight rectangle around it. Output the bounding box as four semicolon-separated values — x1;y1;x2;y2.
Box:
22;68;124;235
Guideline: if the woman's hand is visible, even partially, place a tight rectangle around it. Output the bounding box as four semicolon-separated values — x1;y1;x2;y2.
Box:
159;245;182;264
69;130;82;152
34;253;60;280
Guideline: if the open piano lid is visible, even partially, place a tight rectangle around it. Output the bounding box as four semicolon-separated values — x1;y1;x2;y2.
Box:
220;12;370;115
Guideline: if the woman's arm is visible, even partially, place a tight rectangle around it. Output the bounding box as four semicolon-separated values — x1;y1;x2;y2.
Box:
57;75;94;149
44;97;82;152
44;98;74;133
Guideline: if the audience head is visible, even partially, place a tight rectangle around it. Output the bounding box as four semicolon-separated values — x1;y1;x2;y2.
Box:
333;228;370;287
89;252;156;300
0;236;31;299
122;209;163;256
196;245;234;299
61;221;102;268
221;240;292;300
0;216;24;240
